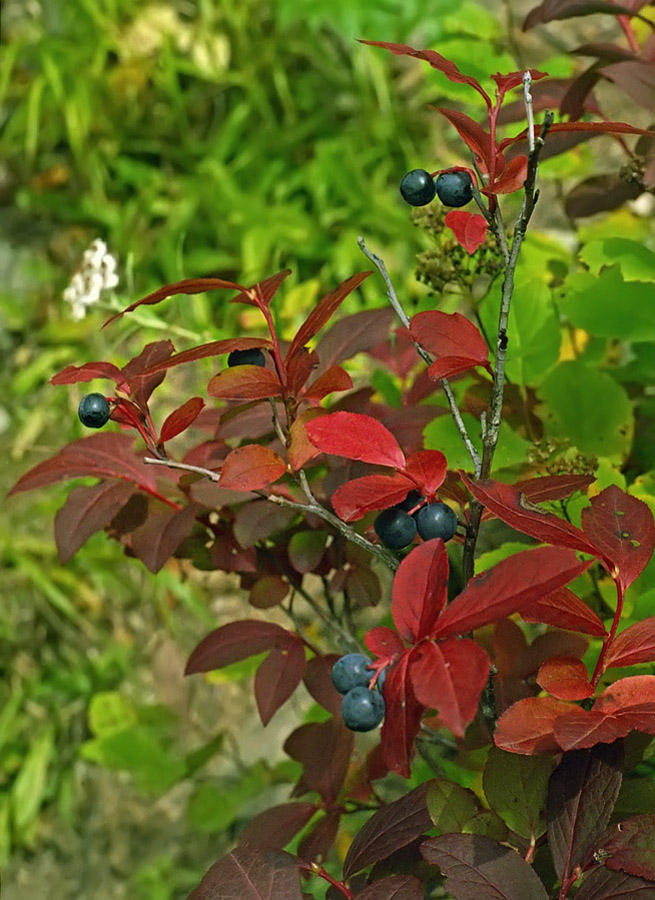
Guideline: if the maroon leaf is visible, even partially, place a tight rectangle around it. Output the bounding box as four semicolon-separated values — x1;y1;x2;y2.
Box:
565;173;644;218
160;397;204;442
361;41;492;108
491;69;548;98
313;308;394;374
434;546;591;638
601;815;655;880
536;657;593;700
332;474;413;522
605;619;655;669
285;271;371;365
575;867;655;900
9;433;158;496
444;211;488;255
431;108;493;170
239;803;318;851
302;365;352;403
229;270;292;309
297;810;341;864
494;697;576;755
186;846;302;900
104;276;246;328
365;626;405;659
344;782;432;878
121;340;175;405
219;445;287;492
547;743;624;886
185;620;296;674
411;639;489;736
392;539;449;642
410;311;490;382
284;719;353;804
354;876;424;900
521;587;607;637
401;450;448;497
501;120;655;154
132;338;272;378
248;575;290;610
305;413;406;469
581;486;655;592
50;360;125;386
601;61;655;114
515;474;594;503
380;650;423;777
302;654;343;717
207;366;282;401
420;833;549;899
254;641;307;726
461;475;599;556
523;1;643;31
54;480;135;563
233;501;297;548
129;502;199;573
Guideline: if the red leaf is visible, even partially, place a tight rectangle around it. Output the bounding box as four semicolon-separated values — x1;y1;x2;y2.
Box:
431;108;493;170
524;0;645;30
489;154;528;194
285;271;372;365
494;697;575;754
239;802;318;851
302;365;352;403
380;650;424;777
187;846;302;900
121;340;176;405
553;709;630;751
130;338;272;379
365;626;405;659
491;69;548;98
129;502;199;573
305;412;406;468
362;41;492;108
255;641;307;726
185;620;295;674
287;408;323;471
605;619;655;669
594;675;655;718
50;361;125;386
9;433;158;496
230;270;292;309
601;61;655;115
521;587;607;637
515;473;594;503
313;307;394;372
411;639;490;736
392;539;449;643
410;311;490;379
219;445;287;492
284;719;353;804
303;654;343;717
501;119;655;153
297;810;340;863
54;480;135;564
207;366;282;401
537;657;594;700
401;450;448;497
332;474;413;522
581;486;655;591
461;474;599;556
434;546;591;638
444;211;488;254
602;815;655;880
160;397;204;442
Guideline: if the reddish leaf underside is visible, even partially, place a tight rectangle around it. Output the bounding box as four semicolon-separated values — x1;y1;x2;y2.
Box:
604;618;655;669
515;473;595;503
430;107;493;170
494;697;576;755
54;480;136;563
332;473;414;522
305;412;406;469
392;539;449;642
410;311;490;380
218;445;287;491
536;657;594;700
521;586;607;636
380;650;424;777
160;397;204;442
130;338;272;379
185;620;296;674
104;276;247;328
284;719;353;804
207;366;282;401
365;626;405;659
50;360;125;386
401;450;448;496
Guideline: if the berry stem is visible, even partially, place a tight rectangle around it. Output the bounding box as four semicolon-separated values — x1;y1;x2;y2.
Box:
299;862;353;898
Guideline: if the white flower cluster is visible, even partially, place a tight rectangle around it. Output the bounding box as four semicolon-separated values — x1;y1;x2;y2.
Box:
63;238;119;320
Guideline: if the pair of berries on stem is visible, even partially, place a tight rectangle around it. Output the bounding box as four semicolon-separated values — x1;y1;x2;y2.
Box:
331;653;387;732
374;490;458;551
400;168;473;208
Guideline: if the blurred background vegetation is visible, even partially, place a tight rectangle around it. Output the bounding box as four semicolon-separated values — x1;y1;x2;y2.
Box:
2;0;655;898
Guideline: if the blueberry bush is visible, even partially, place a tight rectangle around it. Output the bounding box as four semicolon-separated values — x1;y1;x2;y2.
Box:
9;1;655;898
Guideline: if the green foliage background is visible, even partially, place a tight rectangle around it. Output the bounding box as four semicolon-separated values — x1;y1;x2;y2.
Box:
2;0;655;898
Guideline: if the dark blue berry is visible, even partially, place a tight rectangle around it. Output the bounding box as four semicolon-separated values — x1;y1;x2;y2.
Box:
227;348;266;367
331;654;373;694
374;666;388;695
341;686;385;732
435;171;473;208
414;502;458;542
400;169;436;206
395;490;424;513
78;393;110;429
374;507;417;550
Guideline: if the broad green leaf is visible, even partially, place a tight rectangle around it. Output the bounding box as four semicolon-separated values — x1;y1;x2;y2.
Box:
560;266;655;341
80;726;185;793
483;747;555;840
538;362;633;458
462;811;509;842
426;779;478;834
88;691;138;737
424;412;530;472
11;729;54;835
579;238;655;282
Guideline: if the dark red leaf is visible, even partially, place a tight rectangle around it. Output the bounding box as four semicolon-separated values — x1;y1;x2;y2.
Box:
410;311;490;379
219;445;287;492
54;480;135;564
239;802;318;851
284;719;353;804
420;833;549;899
297;810;340;863
523;1;643;31
286;347;318;398
362;41;492;108
344;782;432;878
186;846;302;900
50;361;125;386
581;486;655;592
160;397;204;442
601;61;655;114
494;697;576;755
488;155;528;194
536;657;593;700
605;619;655;669
345;564;382;608
365;626;405;659
185;620;296;674
313;308;394;374
305;412;406;469
233;501;297;548
380;650;423;777
129;502;200;573
303;654;343;717
602;815;655;880
501;120;655;153
302;365;352;403
515;474;595;503
411;639;489;736
332;474;414;522
207;366;282;401
229;270;292;309
401;450;448;498
354;876;424;900
565;173;643;218
9;433;158;496
255;641;307;726
130;338;272;379
104;277;246;328
575;866;655;899
521;587;607;637
286;271;372;365
491;69;548;98
434;546;591;638
461;475;599;556
431;108;493;170
572;42;639;63
444;211;488;255
121;340;175;405
248;575;290;610
547;743;624;886
392;539;449;642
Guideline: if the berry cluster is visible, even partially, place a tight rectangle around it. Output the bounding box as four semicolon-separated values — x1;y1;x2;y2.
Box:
400;168;473;208
374;491;458;551
331;654;386;732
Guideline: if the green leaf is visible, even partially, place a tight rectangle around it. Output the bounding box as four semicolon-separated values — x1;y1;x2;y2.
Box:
11;729;55;836
474;542;531;575
579;238;655;282
462;811;509;841
426;779;478;834
88;691;138;737
559;266;655;341
538;362;633;458
424;412;530;472
80;726;186;793
483;747;555;840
